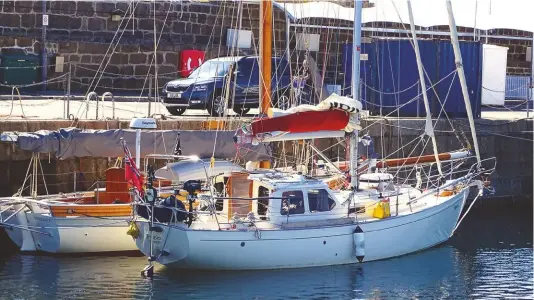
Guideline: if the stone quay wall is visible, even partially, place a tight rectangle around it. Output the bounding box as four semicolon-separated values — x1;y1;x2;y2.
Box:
0;118;531;200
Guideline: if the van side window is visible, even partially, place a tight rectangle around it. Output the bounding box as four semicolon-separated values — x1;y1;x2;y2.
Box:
237;59;259;81
308;189;336;212
280;191;305;215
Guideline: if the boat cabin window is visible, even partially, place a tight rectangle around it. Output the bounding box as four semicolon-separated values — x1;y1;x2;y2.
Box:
257;186;270;217
307;189;336;213
280;191;305;215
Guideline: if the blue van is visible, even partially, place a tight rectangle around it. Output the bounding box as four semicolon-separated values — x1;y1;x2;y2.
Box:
162;56;293;116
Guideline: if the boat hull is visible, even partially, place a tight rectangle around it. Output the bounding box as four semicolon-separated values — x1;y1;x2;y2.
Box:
26;214;137;253
3;212;137;254
135;189;468;270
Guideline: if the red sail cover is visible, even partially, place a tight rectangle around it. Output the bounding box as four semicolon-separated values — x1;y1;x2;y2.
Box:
251;110;350;135
180;50;205;77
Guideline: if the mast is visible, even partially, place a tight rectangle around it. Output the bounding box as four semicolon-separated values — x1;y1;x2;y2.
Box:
407;0;443;176
259;0;273;115
446;0;481;163
257;0;273;169
530;33;533;118
350;0;363;190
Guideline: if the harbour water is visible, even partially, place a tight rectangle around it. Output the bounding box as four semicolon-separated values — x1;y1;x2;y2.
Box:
0;200;532;300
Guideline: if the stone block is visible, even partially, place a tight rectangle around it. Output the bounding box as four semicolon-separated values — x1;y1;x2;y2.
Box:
70;30;94;41
158;64;177;76
197;13;207;25
91;55;105;64
134;2;151;15
80;55;91;64
78;42;111;55
14;2;32;13
195;34;211;45
2;27;26;37
109;53;128;65
164;52;178;65
87;17;106;31
158;44;175;52
97;77;114;89
129;53;147;64
121;65;135;76
76;2;95;17
20;14;36;28
181;34;195;45
93;31;118;44
120;44;139;53
58;1;76;15
127;31;144;42
58;41;78;54
95;2;116;14
135;65;155;76
103;65;120;75
192;24;202;35
16;37;33;47
172;21;186;34
0;37;15;47
106;19;120;31
0;13;20;27
2;1;14;13
74;64;98;77
67;54;80;63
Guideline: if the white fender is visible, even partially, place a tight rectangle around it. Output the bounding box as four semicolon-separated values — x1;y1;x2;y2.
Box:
353;225;365;262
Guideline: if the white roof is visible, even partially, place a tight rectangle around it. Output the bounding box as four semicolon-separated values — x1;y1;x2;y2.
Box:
278;0;534;33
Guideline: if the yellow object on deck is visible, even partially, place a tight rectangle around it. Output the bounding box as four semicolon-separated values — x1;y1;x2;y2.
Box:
366;199;391;219
126;221;139;239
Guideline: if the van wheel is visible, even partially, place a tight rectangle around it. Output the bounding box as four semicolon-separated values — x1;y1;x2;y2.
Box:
166;107;186;116
232;107;250;116
208;93;226;117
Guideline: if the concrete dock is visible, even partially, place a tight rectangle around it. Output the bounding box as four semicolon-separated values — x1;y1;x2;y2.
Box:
0;99;533;120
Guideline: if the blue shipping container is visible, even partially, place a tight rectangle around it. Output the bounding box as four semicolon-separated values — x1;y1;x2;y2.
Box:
342;40;482;118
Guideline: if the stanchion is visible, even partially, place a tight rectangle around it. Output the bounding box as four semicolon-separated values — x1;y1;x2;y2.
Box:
67;64;71;119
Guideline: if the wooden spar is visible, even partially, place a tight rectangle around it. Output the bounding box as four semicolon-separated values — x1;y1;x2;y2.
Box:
335;151;469;171
258;0;273;169
259;0;272;115
377;152;459;168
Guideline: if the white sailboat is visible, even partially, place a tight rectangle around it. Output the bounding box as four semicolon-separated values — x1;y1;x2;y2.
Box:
0;120;255;254
130;0;495;274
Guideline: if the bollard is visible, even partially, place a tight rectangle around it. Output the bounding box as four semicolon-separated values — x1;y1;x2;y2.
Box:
102;92;114;119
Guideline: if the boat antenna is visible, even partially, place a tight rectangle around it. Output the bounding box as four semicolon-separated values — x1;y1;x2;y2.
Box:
446;0;481;165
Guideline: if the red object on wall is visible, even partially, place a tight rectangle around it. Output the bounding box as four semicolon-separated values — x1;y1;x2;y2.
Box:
180;50;205;77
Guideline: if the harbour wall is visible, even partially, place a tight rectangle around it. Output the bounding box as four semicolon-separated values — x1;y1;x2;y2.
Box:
0;1;531;94
0;118;531;200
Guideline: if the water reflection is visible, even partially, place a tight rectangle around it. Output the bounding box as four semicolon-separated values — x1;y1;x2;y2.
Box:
1;245;531;300
1;201;532;300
